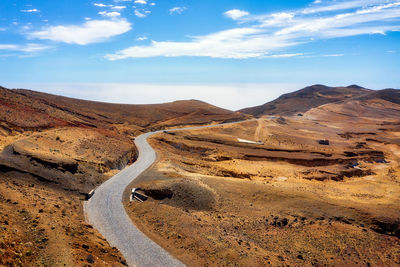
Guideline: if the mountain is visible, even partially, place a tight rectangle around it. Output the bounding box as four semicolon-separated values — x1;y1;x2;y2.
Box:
305;87;400;122
239;84;372;117
0;85;247;193
0;86;247;265
5;87;247;131
356;88;400;105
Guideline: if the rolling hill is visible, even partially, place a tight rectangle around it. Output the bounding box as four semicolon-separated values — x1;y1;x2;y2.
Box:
0;85;248;265
239;84;372;117
1;87;247;132
0;85;247;193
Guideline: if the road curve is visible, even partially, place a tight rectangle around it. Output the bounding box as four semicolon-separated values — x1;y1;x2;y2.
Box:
84;120;252;267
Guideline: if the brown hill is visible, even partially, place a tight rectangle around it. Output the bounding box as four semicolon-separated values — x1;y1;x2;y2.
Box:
0;85;247;193
305;88;400;122
7;87;246;130
0;85;247;265
239;84;372;117
356;88;400;105
126;91;400;266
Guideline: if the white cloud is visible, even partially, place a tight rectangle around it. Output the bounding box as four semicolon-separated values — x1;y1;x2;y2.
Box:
29;19;131;45
134;0;147;4
99;11;121;17
313;0;322;4
134;9;148;18
136;36;148;41
149;3;156;6
112;5;126;9
0;43;51;53
224;9;249;20
263;53;304;58
301;0;388;14
169;7;187;15
21;9;40;13
94;3;111;7
106;0;400;59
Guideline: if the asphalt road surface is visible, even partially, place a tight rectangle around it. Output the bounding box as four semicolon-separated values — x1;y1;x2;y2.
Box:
84;120;252;267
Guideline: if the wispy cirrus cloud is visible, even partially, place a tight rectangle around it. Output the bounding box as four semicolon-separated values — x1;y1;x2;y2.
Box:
0;43;51;53
29;19;131;45
105;0;400;60
93;3;112;7
134;9;149;18
169;7;187;15
94;3;126;9
21;9;40;13
301;0;390;14
98;11;121;17
113;6;126;9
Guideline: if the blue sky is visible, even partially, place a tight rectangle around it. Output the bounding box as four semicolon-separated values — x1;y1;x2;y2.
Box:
0;0;399;109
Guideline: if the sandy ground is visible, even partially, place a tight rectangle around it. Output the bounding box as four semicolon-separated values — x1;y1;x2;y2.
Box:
126;114;400;266
0;86;245;266
0;171;127;266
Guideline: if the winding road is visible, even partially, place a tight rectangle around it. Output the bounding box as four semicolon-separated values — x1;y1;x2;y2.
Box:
84;120;252;267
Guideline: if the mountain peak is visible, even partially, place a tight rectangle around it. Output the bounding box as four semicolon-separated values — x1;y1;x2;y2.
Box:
346;84;365;89
239;84;372;117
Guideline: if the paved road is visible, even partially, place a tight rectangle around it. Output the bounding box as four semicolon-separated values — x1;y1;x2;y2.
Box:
84;120;252;267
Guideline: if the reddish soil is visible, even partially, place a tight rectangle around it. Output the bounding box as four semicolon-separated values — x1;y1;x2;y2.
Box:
126;95;400;266
0;85;246;265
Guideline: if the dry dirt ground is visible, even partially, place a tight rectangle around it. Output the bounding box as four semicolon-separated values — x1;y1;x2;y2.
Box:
126;112;400;266
0;171;127;266
0;86;246;266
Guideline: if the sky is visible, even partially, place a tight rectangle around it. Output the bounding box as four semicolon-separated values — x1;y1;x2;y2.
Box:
0;0;400;110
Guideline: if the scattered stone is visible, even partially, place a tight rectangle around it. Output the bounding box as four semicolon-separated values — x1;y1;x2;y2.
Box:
86;254;94;264
318;140;330;145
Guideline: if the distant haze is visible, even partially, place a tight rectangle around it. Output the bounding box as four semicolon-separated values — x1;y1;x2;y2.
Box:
3;82;307;111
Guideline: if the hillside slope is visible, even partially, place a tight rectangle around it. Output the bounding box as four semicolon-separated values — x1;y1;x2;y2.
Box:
0;85;247;266
5;87;246;130
127;86;400;266
239;84;372;117
0;85;248;194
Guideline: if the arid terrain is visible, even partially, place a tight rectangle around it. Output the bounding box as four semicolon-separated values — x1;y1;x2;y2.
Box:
2;84;400;266
0;85;246;266
126;85;400;266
